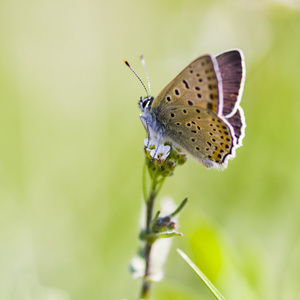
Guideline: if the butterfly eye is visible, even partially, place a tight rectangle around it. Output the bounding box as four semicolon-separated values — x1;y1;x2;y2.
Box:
140;96;154;110
142;100;148;109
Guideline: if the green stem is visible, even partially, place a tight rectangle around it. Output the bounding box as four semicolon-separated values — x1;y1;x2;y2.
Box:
142;158;148;202
146;174;158;232
140;169;162;299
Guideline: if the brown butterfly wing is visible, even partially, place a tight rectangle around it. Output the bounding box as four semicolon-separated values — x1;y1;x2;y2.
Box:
216;50;245;117
149;51;245;168
217;50;246;148
151;55;223;115
225;106;245;147
157;106;236;169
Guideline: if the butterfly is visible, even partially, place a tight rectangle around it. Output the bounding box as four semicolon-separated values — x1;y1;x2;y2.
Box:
126;49;246;169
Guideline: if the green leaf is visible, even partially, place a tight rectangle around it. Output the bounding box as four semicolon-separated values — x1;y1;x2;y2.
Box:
169;197;188;218
157;231;183;238
177;249;226;300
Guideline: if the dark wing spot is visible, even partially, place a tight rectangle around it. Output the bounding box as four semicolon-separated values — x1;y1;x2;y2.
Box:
183;80;189;89
171;113;175;118
187;100;193;106
175;89;180;96
166;96;171;102
207;103;213;110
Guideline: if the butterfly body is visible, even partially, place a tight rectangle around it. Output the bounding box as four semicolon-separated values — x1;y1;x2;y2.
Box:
139;50;245;169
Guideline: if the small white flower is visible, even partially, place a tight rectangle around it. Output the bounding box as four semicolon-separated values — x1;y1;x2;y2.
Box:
150;144;171;164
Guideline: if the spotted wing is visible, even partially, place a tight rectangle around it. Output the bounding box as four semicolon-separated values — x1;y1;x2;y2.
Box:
157;106;236;169
150;51;245;168
151;55;224;115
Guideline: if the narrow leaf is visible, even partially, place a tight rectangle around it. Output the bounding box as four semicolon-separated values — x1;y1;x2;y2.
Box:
177;249;226;300
158;231;183;238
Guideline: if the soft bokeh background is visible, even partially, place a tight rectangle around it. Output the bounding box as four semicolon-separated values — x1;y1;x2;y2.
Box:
1;0;300;299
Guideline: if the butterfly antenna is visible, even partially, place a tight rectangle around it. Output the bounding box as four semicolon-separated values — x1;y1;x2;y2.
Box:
124;59;150;97
140;55;151;96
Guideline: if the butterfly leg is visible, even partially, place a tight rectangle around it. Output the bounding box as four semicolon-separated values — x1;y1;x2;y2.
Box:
139;114;151;149
139;115;163;160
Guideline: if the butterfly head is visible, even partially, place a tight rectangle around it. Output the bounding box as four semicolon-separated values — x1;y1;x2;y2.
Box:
139;96;154;113
124;57;154;113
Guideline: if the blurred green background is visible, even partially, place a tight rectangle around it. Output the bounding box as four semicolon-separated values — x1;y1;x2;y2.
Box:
1;0;300;299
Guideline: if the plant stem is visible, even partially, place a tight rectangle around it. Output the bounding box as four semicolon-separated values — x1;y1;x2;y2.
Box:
140;242;153;299
140;171;162;300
